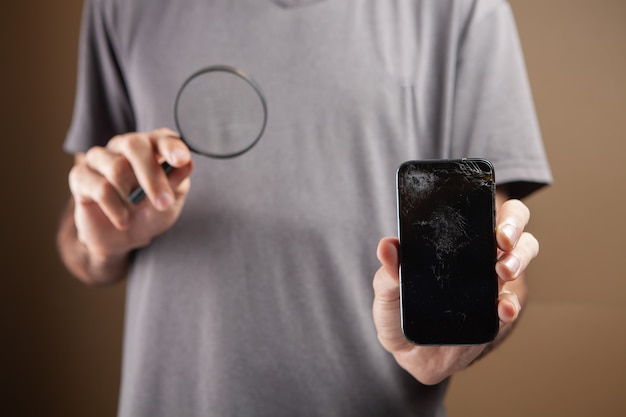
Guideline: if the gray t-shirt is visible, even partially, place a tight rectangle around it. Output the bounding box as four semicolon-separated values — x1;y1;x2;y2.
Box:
65;0;552;416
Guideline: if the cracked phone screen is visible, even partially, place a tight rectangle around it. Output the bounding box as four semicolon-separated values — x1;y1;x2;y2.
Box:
396;159;498;345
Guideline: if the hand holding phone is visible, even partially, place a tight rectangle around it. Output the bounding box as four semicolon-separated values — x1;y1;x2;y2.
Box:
396;159;498;345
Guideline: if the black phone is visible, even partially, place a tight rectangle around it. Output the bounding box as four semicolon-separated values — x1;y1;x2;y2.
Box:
396;159;498;345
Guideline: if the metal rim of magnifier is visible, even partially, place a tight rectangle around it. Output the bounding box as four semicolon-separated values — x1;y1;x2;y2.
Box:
173;65;268;159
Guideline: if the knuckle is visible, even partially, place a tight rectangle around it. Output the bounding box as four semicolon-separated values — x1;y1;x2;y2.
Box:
123;133;148;153
520;202;531;221
108;132;149;156
509;199;531;222
109;155;131;181
154;127;171;136
68;165;83;191
372;267;392;295
84;145;104;161
520;232;539;257
68;162;92;191
107;133;127;148
93;180;118;203
504;198;530;223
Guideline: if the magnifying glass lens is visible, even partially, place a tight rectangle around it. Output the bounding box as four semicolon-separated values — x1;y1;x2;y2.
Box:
175;67;267;158
128;66;267;205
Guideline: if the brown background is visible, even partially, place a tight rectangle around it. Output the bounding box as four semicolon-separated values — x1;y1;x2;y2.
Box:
2;1;624;416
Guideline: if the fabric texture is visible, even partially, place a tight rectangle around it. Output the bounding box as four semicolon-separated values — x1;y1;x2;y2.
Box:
65;0;552;416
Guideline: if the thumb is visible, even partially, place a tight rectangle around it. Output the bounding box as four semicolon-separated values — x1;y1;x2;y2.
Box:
376;236;400;282
373;236;407;353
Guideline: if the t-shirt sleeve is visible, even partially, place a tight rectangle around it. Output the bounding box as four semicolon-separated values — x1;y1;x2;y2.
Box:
450;0;552;199
64;0;136;154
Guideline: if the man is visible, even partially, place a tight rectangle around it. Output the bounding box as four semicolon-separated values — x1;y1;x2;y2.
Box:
57;0;551;415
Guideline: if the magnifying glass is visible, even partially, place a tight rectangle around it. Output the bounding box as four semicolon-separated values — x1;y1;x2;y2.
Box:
128;65;268;204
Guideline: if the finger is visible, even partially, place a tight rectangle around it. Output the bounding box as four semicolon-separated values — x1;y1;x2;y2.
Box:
376;237;400;282
151;128;192;168
373;237;407;352
497;290;521;324
496;231;539;281
373;238;400;320
68;163;130;230
373;237;400;313
167;160;194;197
496;199;531;251
84;146;136;197
108;132;174;211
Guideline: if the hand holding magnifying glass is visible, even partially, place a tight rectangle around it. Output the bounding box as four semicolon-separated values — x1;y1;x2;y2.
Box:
129;65;268;204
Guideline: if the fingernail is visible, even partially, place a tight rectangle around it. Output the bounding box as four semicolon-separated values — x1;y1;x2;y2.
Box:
501;224;519;245
155;192;173;210
170;148;188;166
503;255;521;277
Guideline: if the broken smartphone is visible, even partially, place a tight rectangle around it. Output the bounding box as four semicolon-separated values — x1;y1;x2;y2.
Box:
396;159;498;345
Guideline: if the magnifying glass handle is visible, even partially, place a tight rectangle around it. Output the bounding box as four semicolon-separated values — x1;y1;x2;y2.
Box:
127;161;175;205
